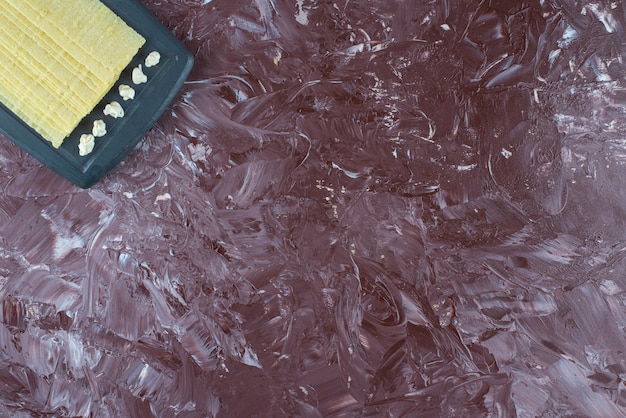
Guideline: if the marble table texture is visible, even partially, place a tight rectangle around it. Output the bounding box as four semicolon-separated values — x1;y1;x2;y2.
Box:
0;0;626;416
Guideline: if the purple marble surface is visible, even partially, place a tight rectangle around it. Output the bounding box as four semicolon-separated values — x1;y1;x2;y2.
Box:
1;0;626;416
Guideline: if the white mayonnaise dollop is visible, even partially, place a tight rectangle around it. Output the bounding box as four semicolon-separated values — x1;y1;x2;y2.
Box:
92;120;107;137
132;65;148;84
145;51;161;67
119;84;135;101
78;134;95;156
104;101;124;118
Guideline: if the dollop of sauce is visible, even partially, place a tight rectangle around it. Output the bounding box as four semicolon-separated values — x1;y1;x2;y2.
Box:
91;119;106;137
77;133;94;156
119;84;135;101
145;51;161;67
132;65;148;84
103;101;124;118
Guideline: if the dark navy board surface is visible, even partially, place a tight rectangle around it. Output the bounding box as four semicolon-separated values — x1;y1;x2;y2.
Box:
0;0;194;188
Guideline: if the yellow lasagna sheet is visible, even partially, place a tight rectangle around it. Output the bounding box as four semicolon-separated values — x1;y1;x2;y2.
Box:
0;0;145;147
